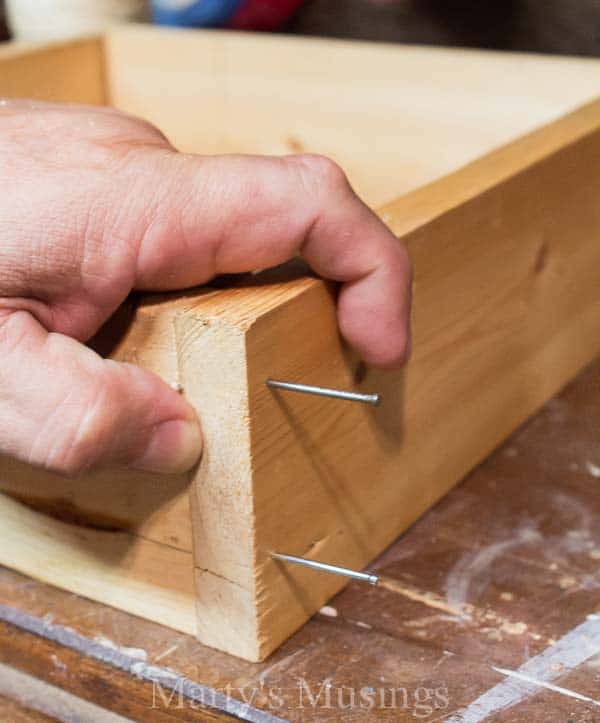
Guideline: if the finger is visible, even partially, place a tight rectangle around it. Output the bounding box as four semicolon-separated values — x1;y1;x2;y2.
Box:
0;310;202;476
125;151;412;369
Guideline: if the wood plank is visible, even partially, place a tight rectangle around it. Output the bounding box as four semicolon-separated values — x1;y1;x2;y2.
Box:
0;662;131;723
175;100;600;660
0;99;598;660
0;31;598;662
103;25;600;208
0;356;598;721
0;37;106;105
0;296;203;634
0;493;196;636
0;693;57;723
0;299;194;553
0;620;232;722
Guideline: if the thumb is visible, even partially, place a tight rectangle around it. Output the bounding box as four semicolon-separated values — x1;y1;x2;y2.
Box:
0;310;202;476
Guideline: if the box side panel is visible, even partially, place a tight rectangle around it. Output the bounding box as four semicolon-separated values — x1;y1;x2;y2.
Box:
0;37;106;105
379;98;600;237
0;301;194;553
0;299;199;635
0;494;196;634
247;118;600;659
103;26;600;208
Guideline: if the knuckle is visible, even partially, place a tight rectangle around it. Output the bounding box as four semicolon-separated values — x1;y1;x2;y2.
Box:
291;153;349;194
0;310;29;355
42;379;120;477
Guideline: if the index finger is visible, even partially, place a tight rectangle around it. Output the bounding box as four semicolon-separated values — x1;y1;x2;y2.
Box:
128;151;412;368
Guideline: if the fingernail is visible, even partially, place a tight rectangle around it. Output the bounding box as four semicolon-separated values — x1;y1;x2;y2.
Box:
131;417;203;474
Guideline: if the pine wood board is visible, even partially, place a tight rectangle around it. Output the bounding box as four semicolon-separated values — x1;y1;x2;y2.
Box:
0;357;598;721
242;100;600;659
103;25;600;207
0;28;599;661
0;494;197;635
0;37;105;105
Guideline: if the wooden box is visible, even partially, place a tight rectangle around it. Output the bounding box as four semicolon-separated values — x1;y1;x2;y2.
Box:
0;27;599;661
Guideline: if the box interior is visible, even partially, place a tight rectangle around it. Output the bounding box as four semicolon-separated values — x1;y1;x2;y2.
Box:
102;26;600;208
2;26;599;209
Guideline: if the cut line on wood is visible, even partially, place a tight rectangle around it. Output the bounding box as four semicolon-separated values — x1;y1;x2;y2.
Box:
0;603;287;723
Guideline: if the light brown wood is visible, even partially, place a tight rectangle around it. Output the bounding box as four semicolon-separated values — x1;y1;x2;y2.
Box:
243;99;600;658
160;98;600;660
0;37;105;105
0;297;198;635
0;299;194;553
103;25;600;207
0;29;598;661
0;494;197;635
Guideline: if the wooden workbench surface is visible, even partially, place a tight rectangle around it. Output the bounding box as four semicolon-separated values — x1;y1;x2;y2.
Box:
0;360;598;722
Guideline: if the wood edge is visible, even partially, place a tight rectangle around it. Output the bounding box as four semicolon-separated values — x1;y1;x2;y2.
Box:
103;31;598;322
0;493;197;635
132;101;600;324
244;280;348;661
379;97;600;237
0;35;103;61
240;102;600;661
0;605;261;720
134;274;323;331
104;23;600;70
175;309;263;660
0;34;108;106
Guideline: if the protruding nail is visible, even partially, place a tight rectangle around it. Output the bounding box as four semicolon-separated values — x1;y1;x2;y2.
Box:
272;552;379;585
267;379;380;406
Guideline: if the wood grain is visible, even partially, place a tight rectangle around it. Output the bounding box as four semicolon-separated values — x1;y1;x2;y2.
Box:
0;357;598;721
0;298;194;553
0;297;199;636
104;25;600;208
0;662;131;722
0;30;598;661
0;619;231;721
0;37;105;105
0;693;57;723
179;99;600;659
0;494;197;635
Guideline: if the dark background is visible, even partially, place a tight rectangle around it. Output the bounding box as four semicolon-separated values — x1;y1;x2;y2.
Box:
1;0;599;56
289;0;600;57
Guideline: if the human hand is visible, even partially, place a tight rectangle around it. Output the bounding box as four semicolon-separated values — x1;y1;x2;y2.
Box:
0;100;411;476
